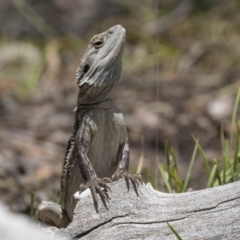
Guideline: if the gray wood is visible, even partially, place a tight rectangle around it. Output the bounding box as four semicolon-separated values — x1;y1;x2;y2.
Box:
58;179;240;239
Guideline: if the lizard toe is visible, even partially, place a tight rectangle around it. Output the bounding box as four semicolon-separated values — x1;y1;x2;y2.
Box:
112;168;142;196
80;177;111;212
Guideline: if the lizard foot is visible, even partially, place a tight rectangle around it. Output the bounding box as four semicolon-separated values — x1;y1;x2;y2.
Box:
79;177;112;212
112;168;142;196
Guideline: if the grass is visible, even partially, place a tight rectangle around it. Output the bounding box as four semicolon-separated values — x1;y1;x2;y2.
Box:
138;87;240;193
167;223;183;240
158;138;198;193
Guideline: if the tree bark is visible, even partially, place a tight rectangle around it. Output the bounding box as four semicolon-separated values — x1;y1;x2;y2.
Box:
58;179;240;239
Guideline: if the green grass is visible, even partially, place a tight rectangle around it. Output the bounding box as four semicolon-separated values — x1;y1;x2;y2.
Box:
135;88;240;240
158;138;198;193
139;87;240;193
167;223;183;240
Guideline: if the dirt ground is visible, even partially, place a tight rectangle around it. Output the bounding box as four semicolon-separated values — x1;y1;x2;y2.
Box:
0;0;239;215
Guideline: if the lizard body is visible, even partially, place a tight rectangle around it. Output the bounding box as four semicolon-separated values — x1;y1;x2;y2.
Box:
37;25;141;228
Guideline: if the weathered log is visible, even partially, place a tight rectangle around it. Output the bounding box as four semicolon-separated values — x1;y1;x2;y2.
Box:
58;178;240;239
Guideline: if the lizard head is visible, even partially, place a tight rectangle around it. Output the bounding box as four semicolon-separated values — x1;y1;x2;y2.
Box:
75;25;126;104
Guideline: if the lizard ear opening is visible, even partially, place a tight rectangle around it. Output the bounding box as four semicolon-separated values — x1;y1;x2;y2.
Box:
84;64;90;73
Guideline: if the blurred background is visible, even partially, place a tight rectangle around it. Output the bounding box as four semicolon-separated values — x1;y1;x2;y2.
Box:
0;0;240;216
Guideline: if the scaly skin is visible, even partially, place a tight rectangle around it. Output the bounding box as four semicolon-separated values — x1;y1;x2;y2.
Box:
37;25;142;228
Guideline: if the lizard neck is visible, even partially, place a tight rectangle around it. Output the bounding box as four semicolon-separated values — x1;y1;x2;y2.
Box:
78;98;113;109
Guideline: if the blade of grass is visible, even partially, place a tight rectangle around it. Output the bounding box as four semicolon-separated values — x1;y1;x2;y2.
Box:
223;139;230;182
192;135;210;177
233;120;240;173
167;223;183;240
169;147;177;168
207;164;217;188
236;155;240;180
159;164;172;193
169;147;182;192
172;166;183;192
220;123;225;153
222;152;227;184
164;140;172;189
225;168;233;183
213;159;221;186
221;124;228;184
230;87;240;156
181;140;198;192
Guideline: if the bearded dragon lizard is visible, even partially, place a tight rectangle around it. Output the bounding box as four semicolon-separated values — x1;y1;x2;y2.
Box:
37;25;141;228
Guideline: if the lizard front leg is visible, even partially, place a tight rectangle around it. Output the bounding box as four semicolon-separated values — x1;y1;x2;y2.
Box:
112;136;142;195
76;121;111;212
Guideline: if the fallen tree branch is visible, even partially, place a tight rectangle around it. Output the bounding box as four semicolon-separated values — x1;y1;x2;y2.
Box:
58;178;240;239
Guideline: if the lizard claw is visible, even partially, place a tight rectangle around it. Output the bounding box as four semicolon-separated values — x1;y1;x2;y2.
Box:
112;168;142;196
79;177;111;212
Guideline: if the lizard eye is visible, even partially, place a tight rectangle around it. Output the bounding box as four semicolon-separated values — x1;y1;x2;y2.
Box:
84;64;90;73
94;40;103;49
